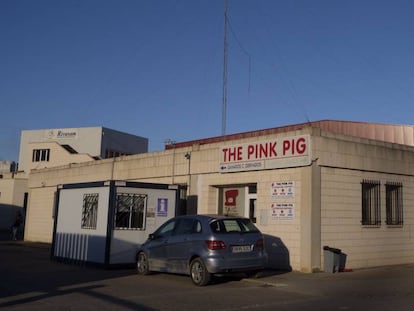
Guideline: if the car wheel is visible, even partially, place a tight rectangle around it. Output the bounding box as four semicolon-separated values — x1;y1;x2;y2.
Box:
136;252;150;275
190;258;211;286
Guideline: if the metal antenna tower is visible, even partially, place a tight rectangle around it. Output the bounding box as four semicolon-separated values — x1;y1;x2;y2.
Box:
221;0;229;136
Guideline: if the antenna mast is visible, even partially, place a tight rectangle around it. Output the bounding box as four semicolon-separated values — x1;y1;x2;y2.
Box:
221;0;229;136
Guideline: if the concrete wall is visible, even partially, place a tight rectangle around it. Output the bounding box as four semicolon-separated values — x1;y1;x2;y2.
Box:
26;142;95;172
24;187;56;242
0;161;16;174
19;127;103;171
19;127;148;171
321;167;414;269
0;177;15;205
0;173;28;230
316;131;414;270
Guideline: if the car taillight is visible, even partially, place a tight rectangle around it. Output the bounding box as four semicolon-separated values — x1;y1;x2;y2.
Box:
206;240;226;250
255;238;264;249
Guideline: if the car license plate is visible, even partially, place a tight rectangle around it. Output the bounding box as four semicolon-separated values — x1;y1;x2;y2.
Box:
232;245;252;253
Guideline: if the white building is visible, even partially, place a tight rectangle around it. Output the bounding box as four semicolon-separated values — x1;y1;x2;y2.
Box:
22;120;414;272
18;127;148;172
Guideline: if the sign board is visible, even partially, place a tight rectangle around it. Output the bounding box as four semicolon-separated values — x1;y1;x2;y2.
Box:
219;135;311;173
222;187;245;217
271;203;295;220
157;198;168;217
45;128;78;140
271;181;295;199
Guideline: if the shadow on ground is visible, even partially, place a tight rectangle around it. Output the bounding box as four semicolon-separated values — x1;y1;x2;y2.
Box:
0;242;134;298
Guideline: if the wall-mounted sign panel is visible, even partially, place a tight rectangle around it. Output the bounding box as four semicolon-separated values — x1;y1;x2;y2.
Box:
271;181;295;199
271;203;295;220
219;135;311;173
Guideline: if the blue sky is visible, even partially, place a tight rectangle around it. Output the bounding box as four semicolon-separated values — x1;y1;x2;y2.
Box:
1;0;414;161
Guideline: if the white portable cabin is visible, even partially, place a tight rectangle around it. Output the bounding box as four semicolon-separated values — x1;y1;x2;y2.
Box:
51;180;179;267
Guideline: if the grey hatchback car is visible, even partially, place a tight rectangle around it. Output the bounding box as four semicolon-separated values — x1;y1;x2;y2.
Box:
136;214;267;286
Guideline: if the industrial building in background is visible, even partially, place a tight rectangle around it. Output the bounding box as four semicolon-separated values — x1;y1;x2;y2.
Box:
18;127;148;172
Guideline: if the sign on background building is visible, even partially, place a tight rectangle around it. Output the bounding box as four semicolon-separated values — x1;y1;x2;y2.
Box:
45;128;78;140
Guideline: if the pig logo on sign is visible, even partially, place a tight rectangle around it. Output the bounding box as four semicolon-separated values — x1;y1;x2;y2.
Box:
225;189;239;206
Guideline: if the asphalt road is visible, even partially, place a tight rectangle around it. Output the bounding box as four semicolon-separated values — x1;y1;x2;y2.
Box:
1;240;414;310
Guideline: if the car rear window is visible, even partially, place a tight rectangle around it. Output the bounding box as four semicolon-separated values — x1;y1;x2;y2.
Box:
210;218;260;233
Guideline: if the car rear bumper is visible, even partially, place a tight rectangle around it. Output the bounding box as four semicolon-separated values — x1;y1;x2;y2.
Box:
204;254;267;274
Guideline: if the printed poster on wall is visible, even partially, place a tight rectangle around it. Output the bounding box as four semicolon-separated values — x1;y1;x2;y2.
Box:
222;187;245;217
271;203;295;220
157;198;168;217
271;181;295;199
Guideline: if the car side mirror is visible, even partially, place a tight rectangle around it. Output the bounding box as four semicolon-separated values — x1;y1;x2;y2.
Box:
148;233;156;240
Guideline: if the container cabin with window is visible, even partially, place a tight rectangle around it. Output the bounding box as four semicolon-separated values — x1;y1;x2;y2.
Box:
52;180;179;267
25;120;414;272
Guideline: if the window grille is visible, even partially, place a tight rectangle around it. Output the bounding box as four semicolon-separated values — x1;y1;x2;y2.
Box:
115;193;147;230
361;180;381;226
386;182;403;226
248;184;257;194
81;193;99;229
32;149;50;162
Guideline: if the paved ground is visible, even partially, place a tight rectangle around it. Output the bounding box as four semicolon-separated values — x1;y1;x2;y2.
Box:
0;230;12;241
0;229;23;242
1;237;414;310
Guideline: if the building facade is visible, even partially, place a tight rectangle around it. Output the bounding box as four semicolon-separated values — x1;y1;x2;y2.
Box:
23;121;414;272
0;160;17;174
0;172;27;231
1;126;148;233
18;127;148;172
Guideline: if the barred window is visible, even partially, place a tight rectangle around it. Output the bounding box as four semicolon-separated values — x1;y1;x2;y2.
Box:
81;193;99;229
361;180;381;226
32;149;50;162
115;193;147;230
386;182;403;226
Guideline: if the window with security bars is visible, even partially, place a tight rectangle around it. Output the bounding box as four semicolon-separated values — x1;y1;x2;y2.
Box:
81;193;99;229
115;193;147;229
32;149;50;162
386;182;403;226
361;180;381;226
